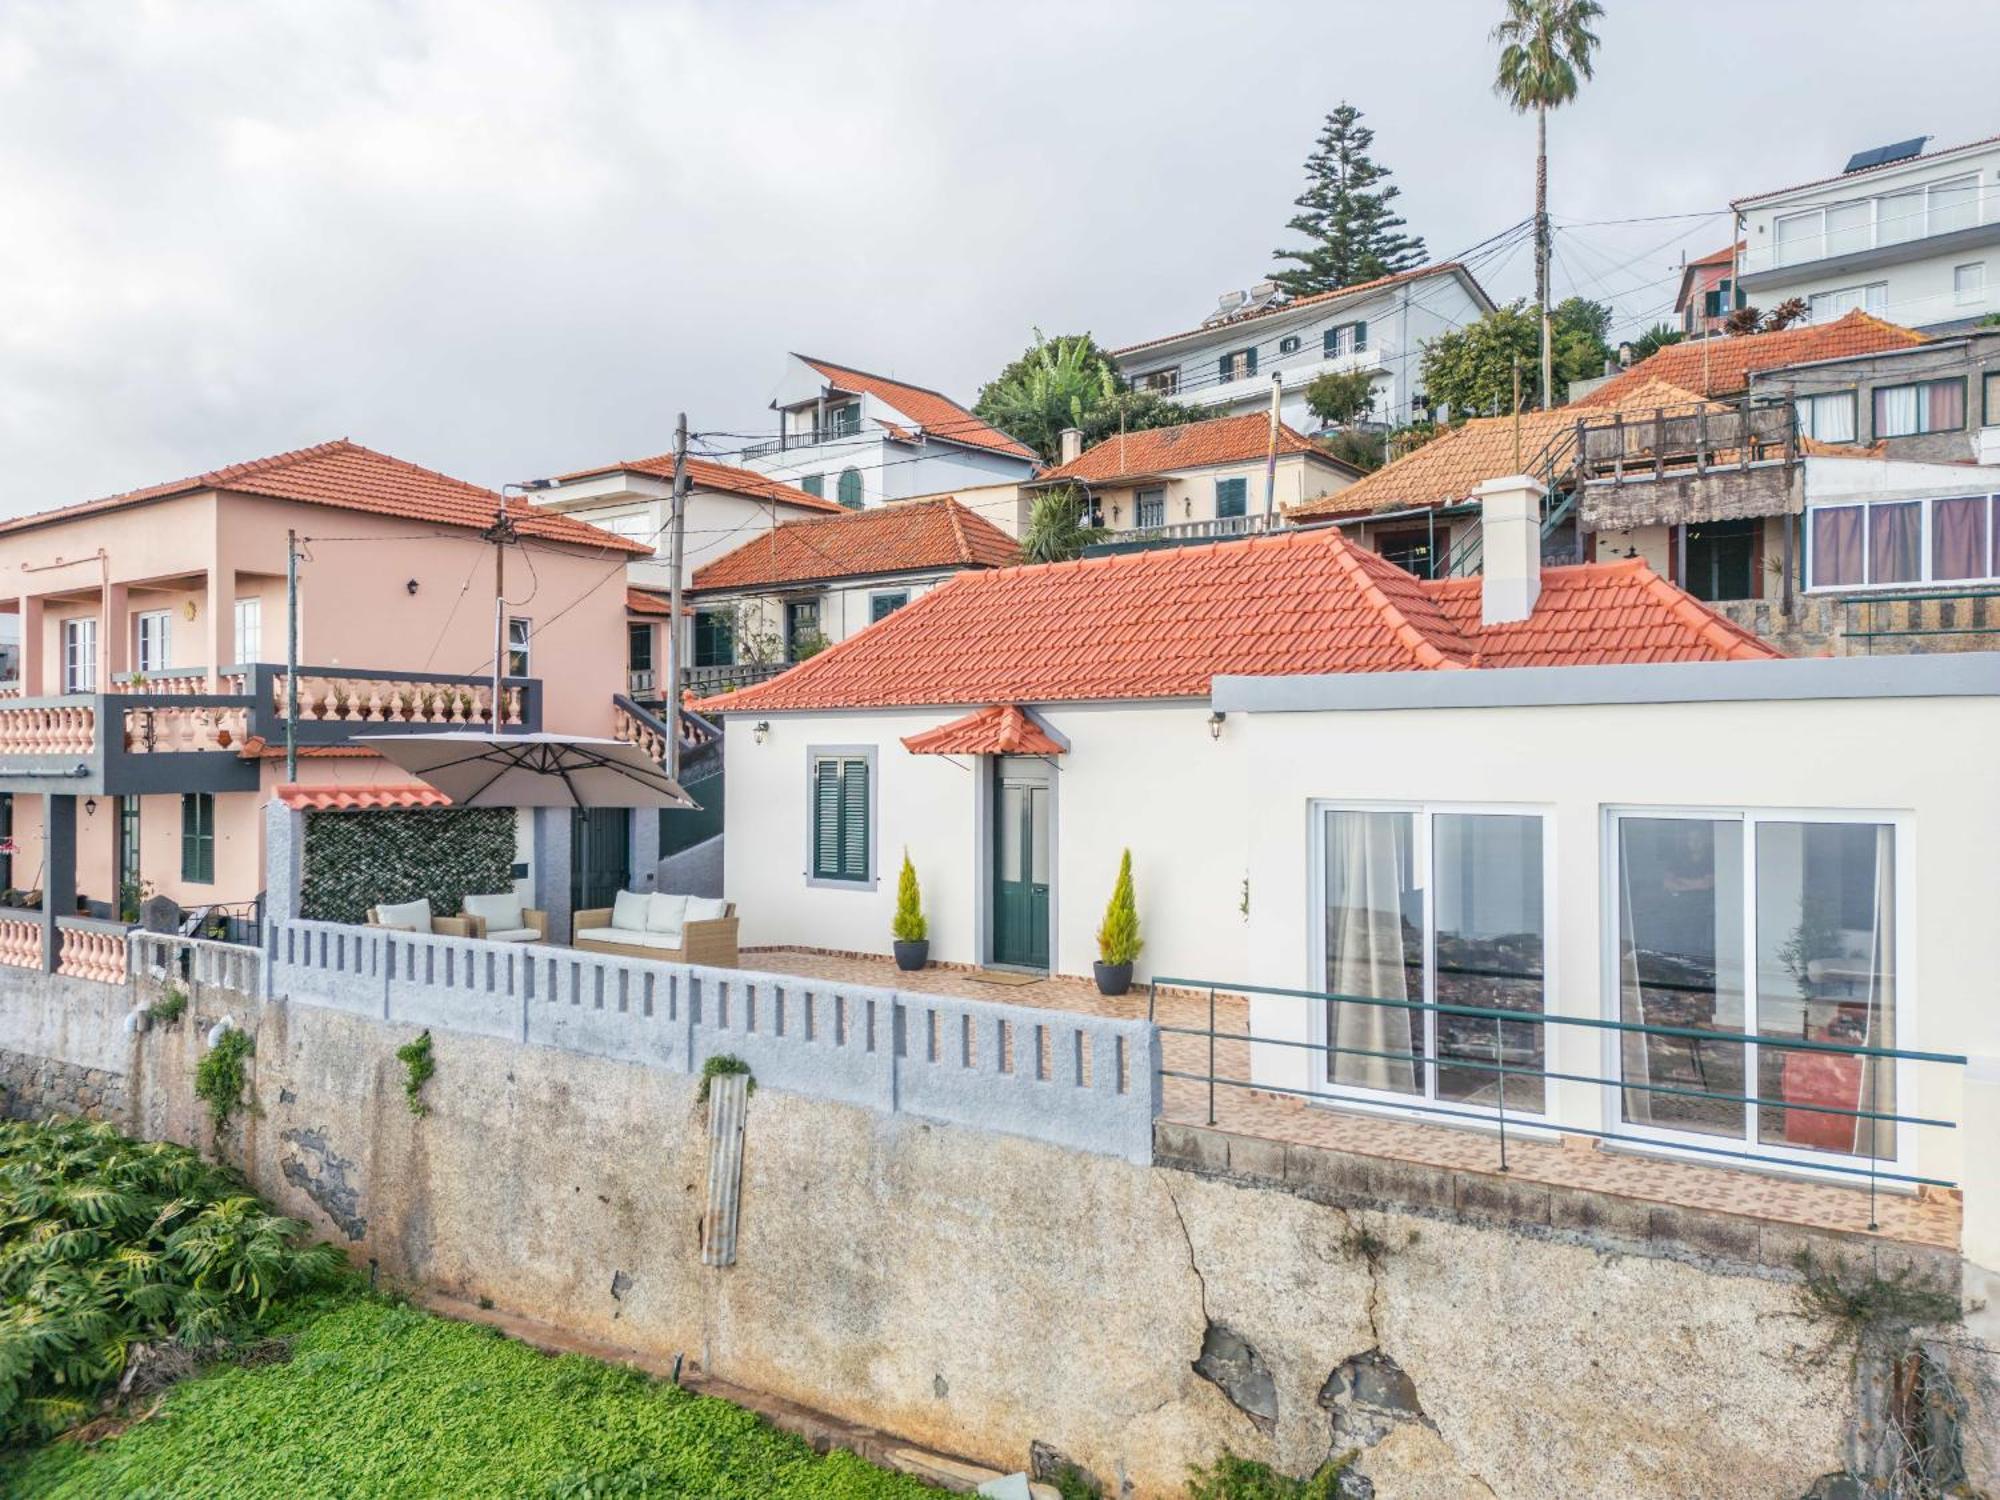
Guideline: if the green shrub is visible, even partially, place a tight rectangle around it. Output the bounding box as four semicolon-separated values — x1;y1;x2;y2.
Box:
0;1117;345;1440
1096;849;1142;966
146;985;188;1026
396;1031;436;1117
696;1055;755;1105
1187;1451;1352;1500
194;1028;254;1135
892;852;927;944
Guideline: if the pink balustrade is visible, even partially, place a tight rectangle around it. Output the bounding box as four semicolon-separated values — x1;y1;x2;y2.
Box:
612;704;669;764
108;672;249;695
0;919;39;970
121;704;251;754
0;705;96;755
57;925;126;983
271;675;524;728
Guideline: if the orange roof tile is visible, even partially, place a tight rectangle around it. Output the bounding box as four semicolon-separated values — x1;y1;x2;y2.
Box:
1110;263;1484;357
693;529;1774;714
0;440;650;553
689;499;1018;592
1290;409;1576;520
276;783;453;810
1578;311;1925;405
798;356;1038;462
901;704;1064;756
1040;413;1340;486
554;453;841;513
625;587;688;617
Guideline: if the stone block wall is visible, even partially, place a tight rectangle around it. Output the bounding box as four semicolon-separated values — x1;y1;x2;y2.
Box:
0;1048;127;1122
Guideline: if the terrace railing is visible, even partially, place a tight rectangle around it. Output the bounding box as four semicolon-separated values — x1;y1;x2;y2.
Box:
129;931;263;999
1082;511;1286;557
270;920;1157;1163
683;661;788;695
1151;974;1966;1228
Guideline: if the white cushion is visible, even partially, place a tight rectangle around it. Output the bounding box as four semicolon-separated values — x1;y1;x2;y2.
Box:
484;926;540;944
684;897;729;924
375;898;432;933
575;926;684;952
463;892;524;931
645;892;688;942
611;890;650;932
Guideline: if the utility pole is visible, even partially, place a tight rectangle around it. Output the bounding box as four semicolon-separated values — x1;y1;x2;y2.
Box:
1511;355;1523;473
1537;104;1553;411
1261;373;1283;517
665;412;689;780
485;487;519;735
284;530;299;785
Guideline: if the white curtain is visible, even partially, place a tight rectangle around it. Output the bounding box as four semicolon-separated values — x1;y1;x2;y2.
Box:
1876;384;1920;437
1326;812;1416;1094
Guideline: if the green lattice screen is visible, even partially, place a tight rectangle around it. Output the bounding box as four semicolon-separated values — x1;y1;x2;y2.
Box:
299;809;518;925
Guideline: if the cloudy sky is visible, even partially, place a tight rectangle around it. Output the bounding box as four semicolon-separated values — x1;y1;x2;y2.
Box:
2;0;1995;513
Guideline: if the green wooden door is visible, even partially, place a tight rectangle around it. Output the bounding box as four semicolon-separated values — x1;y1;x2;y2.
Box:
992;766;1050;969
570;808;631;913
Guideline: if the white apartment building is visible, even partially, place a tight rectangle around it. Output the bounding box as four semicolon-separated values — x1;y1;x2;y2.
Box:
1108;263;1495;433
740;354;1041;508
1734;132;2000;333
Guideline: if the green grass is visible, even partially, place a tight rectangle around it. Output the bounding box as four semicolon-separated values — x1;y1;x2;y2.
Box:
2;1296;938;1499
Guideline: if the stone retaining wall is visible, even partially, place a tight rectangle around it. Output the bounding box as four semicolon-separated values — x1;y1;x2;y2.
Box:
0;1047;127;1121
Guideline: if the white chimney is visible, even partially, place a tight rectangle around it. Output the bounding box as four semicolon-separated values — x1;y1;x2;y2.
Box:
1474;474;1543;626
1058;427;1085;465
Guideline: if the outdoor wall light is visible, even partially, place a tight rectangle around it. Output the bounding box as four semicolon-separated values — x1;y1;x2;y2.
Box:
1207;710;1226;741
753;720;770;744
406;579;420;595
83;798;97;816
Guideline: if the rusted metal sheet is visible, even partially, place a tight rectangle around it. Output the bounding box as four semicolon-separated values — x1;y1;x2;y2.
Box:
700;1071;748;1267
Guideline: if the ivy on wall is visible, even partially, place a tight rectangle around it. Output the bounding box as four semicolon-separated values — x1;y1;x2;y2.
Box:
299;809;518;925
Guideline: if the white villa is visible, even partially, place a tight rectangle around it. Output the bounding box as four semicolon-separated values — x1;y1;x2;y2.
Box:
1109;263;1495;433
1734;131;2000;332
740;354;1042;508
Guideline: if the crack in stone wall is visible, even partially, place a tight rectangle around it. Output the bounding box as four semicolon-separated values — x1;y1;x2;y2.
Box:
279;1125;368;1241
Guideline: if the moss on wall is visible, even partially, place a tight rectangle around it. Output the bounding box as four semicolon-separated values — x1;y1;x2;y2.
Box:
299;809;517;925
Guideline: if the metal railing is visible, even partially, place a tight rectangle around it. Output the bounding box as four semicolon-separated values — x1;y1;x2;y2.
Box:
1081;511;1285;558
1149;973;1966;1227
1836;587;2000;651
740;421;865;461
683;661;789;695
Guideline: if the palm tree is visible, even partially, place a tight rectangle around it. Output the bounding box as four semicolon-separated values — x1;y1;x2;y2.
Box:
1492;0;1604;409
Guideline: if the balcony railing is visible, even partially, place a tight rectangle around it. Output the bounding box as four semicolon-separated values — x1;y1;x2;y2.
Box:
683;661;789;695
1082;512;1286;557
740;420;866;462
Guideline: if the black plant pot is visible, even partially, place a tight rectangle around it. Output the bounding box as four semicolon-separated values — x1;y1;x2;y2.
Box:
893;939;930;972
1094;960;1134;997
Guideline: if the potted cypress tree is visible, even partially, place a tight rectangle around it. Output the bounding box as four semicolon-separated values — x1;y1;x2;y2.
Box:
892;851;929;971
1094;849;1141;996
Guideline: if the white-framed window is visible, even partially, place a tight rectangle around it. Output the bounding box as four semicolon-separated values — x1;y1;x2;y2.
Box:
1794;390;1857;442
1770;172;1984;266
135;610;171;675
1807;492;1997;590
1135;488;1166;529
61;617;97;693
234;598;262;664
1606;808;1905;1170
1311;803;1550;1118
1140;368;1180;396
1322;320;1368;358
506;616;531;677
1873;377;1965;438
1807;282;1887;323
1955;262;1986;307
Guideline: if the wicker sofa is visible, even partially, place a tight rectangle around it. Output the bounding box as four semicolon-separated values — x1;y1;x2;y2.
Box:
366;899;472;938
573;891;738;966
455;892;550;944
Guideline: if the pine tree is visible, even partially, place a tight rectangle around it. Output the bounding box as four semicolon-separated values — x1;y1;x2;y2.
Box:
1272;104;1428;297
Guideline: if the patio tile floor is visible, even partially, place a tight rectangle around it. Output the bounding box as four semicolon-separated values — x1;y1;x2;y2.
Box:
740;948;1961;1251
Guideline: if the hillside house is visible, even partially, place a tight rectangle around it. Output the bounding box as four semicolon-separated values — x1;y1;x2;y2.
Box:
1674;242;1746;338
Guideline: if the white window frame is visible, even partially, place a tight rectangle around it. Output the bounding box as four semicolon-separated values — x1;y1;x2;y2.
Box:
61;617;97;694
234;598;262;664
506;616;531;677
1773;171;1987;268
1805;494;1999;592
135;610;171;675
1955;261;1986;307
1306;800;1557;1128
1807;281;1887;323
1794;390;1858;442
1599;806;1915;1183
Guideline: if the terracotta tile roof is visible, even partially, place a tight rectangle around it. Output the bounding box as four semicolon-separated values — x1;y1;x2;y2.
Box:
625;587;688;617
693;529;1774;714
1732;134;2000;207
0;440;650;552
1110;262;1483;358
1040;413;1334;485
237;737;382;761
901;704;1064;756
554;453;841;513
797;356;1038;462
276;783;453;810
1578;312;1926;405
689;499;1020;592
1289;410;1576;520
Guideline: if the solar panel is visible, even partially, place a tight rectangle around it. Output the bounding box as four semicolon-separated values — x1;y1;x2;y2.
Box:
1844;137;1928;173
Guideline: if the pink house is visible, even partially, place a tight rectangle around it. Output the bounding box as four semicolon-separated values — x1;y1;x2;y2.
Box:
0;440;645;949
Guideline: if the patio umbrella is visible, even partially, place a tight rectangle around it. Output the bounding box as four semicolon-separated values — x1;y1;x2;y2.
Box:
356;732;698;809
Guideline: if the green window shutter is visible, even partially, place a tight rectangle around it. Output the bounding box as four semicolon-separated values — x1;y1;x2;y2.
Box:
1219;355;1234;383
1352;320;1367;352
1322;327;1338;357
801;474;824;498
1244;346;1258;376
1216;478;1247;518
181;794;214;884
811;757;870;880
837;469;863;509
840;759;869;879
813;761;841;878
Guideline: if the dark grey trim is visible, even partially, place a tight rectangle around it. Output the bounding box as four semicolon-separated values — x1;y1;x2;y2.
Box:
1738;221;2000;293
1213;652;2000;714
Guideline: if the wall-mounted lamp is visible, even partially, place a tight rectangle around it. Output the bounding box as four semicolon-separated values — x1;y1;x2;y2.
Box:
406;579;420;595
1207;710;1226;741
83;797;97;816
753;721;770;745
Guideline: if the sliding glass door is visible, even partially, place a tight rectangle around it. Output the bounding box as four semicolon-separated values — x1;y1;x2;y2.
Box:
1610;810;1901;1165
1316;805;1548;1116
